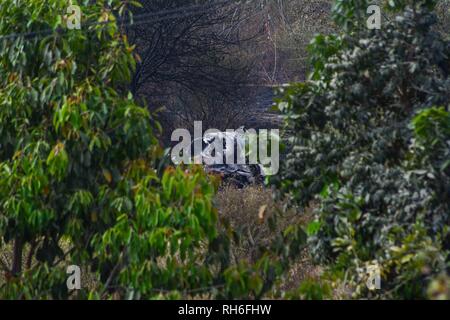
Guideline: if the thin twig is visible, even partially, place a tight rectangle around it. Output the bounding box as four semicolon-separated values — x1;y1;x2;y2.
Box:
0;257;10;273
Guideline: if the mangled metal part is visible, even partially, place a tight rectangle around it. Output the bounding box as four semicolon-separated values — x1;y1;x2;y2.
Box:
204;164;264;188
193;130;265;187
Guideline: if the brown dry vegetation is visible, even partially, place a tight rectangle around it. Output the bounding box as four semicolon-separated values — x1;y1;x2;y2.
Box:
215;184;323;296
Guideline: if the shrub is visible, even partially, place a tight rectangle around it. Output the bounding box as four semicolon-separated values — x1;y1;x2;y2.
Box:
274;0;450;299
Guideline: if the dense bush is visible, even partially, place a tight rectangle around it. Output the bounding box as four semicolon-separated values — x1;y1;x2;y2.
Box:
0;0;305;299
274;0;450;298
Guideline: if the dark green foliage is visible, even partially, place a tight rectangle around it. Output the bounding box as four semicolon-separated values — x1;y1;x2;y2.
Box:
274;0;450;298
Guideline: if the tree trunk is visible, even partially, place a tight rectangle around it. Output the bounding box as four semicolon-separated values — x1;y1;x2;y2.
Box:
11;237;23;276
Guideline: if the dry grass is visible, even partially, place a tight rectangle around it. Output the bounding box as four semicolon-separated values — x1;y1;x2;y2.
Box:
216;184;296;262
215;184;322;295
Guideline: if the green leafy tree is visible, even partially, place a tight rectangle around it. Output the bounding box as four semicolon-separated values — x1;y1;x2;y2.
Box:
0;0;305;299
274;0;450;298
